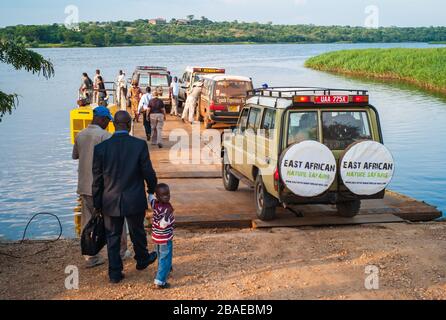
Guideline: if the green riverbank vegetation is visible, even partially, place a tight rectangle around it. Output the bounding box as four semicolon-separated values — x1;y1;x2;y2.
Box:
305;48;446;94
1;17;446;48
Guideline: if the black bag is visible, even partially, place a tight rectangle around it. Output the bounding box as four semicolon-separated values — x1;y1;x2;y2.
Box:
81;214;107;256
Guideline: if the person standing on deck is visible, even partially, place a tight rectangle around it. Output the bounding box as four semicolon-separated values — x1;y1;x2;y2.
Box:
96;76;108;106
92;111;158;284
182;81;203;124
116;70;127;110
170;76;180;117
72;107;131;268
79;73;93;104
167;71;172;86
93;70;101;104
138;86;153;141
148;90;167;148
129;80;142;122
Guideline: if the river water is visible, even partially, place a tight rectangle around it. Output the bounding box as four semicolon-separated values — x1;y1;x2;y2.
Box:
0;43;445;240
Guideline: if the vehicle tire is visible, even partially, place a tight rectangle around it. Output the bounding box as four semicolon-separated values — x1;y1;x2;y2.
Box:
223;164;239;191
196;109;204;122
255;175;278;221
204;115;213;129
336;200;361;217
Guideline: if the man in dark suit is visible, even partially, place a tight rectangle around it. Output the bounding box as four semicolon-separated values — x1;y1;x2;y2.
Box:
92;111;158;283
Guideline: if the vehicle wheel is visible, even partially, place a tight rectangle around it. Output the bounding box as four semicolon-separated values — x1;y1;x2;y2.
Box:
223;164;239;191
196;111;204;122
337;200;361;217
255;175;278;221
204;115;213;129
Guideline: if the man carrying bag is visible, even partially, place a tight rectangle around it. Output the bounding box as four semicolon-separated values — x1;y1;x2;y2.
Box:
92;111;158;284
81;212;106;256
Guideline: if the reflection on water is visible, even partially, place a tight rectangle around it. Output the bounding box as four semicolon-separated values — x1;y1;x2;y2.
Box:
0;43;445;240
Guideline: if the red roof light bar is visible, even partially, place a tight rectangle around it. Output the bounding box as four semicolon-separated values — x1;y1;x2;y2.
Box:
293;95;369;105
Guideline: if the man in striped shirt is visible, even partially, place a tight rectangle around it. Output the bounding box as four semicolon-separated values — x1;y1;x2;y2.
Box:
149;183;175;289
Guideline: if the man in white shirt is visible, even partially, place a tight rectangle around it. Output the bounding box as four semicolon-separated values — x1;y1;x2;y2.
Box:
138;87;153;141
116;70;127;110
182;81;203;124
170;76;180;116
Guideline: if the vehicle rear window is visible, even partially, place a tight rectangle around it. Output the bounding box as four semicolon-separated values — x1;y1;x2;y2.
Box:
322;111;372;150
139;74;149;87
151;74;168;87
214;81;252;97
288;112;318;146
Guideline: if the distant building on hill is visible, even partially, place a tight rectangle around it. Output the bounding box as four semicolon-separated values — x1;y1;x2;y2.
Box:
149;18;167;25
176;19;190;25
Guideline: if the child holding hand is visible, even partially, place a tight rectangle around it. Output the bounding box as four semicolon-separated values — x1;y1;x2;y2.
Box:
149;183;175;289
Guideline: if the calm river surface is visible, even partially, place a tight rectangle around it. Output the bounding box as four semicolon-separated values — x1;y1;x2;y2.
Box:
0;43;445;240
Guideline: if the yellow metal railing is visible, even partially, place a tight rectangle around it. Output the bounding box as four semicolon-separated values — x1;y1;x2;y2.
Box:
70;82;121;145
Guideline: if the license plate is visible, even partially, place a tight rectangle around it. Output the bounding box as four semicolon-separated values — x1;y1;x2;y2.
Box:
229;105;239;112
314;95;349;104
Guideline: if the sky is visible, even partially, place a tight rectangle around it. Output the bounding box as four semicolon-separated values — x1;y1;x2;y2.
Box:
0;0;444;28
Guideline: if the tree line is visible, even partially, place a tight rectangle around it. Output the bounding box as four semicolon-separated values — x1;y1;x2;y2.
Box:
1;18;446;47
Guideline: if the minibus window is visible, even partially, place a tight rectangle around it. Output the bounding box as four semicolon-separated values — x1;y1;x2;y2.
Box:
215;81;252;97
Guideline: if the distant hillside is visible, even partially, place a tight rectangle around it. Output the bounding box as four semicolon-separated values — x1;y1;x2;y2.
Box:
1;18;446;47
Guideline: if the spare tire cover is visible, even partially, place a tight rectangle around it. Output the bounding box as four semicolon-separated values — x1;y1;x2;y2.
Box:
280;141;337;197
340;141;395;196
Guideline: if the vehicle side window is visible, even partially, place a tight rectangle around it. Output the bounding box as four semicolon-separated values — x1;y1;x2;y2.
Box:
247;108;261;133
182;72;189;84
238;108;250;133
261;109;276;139
202;80;211;97
287;112;318;146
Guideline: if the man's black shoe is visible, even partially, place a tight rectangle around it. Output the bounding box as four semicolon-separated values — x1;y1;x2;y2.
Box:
109;273;125;284
136;252;157;271
146;135;151;141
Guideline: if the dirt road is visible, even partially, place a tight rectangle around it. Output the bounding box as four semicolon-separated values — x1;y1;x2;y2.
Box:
1;222;445;300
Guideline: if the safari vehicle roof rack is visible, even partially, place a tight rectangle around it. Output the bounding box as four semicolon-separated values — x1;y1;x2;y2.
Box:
136;66;168;71
247;86;369;98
